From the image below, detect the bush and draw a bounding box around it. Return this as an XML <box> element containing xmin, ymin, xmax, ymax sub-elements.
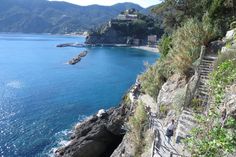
<box><xmin>128</xmin><ymin>101</ymin><xmax>148</xmax><ymax>156</ymax></box>
<box><xmin>140</xmin><ymin>62</ymin><xmax>166</xmax><ymax>99</ymax></box>
<box><xmin>214</xmin><ymin>49</ymin><xmax>236</xmax><ymax>68</ymax></box>
<box><xmin>158</xmin><ymin>34</ymin><xmax>172</xmax><ymax>57</ymax></box>
<box><xmin>159</xmin><ymin>104</ymin><xmax>170</xmax><ymax>118</ymax></box>
<box><xmin>210</xmin><ymin>59</ymin><xmax>236</xmax><ymax>105</ymax></box>
<box><xmin>189</xmin><ymin>98</ymin><xmax>204</xmax><ymax>113</ymax></box>
<box><xmin>165</xmin><ymin>18</ymin><xmax>218</xmax><ymax>75</ymax></box>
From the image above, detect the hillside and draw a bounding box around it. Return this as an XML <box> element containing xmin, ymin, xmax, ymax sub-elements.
<box><xmin>85</xmin><ymin>9</ymin><xmax>163</xmax><ymax>45</ymax></box>
<box><xmin>0</xmin><ymin>0</ymin><xmax>143</xmax><ymax>34</ymax></box>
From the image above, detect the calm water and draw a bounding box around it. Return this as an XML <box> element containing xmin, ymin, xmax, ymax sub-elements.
<box><xmin>0</xmin><ymin>34</ymin><xmax>159</xmax><ymax>157</ymax></box>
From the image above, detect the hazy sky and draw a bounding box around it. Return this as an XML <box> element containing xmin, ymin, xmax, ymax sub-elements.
<box><xmin>50</xmin><ymin>0</ymin><xmax>161</xmax><ymax>8</ymax></box>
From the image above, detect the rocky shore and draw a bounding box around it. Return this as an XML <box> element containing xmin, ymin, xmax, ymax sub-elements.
<box><xmin>55</xmin><ymin>100</ymin><xmax>132</xmax><ymax>157</ymax></box>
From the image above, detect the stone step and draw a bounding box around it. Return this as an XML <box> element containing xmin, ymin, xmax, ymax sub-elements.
<box><xmin>198</xmin><ymin>91</ymin><xmax>208</xmax><ymax>97</ymax></box>
<box><xmin>201</xmin><ymin>59</ymin><xmax>214</xmax><ymax>64</ymax></box>
<box><xmin>199</xmin><ymin>87</ymin><xmax>208</xmax><ymax>92</ymax></box>
<box><xmin>200</xmin><ymin>75</ymin><xmax>209</xmax><ymax>79</ymax></box>
<box><xmin>199</xmin><ymin>70</ymin><xmax>212</xmax><ymax>74</ymax></box>
<box><xmin>178</xmin><ymin>118</ymin><xmax>195</xmax><ymax>128</ymax></box>
<box><xmin>199</xmin><ymin>64</ymin><xmax>213</xmax><ymax>67</ymax></box>
<box><xmin>199</xmin><ymin>62</ymin><xmax>214</xmax><ymax>65</ymax></box>
<box><xmin>199</xmin><ymin>90</ymin><xmax>209</xmax><ymax>95</ymax></box>
<box><xmin>199</xmin><ymin>66</ymin><xmax>213</xmax><ymax>70</ymax></box>
<box><xmin>199</xmin><ymin>80</ymin><xmax>208</xmax><ymax>84</ymax></box>
<box><xmin>198</xmin><ymin>84</ymin><xmax>209</xmax><ymax>91</ymax></box>
<box><xmin>182</xmin><ymin>110</ymin><xmax>194</xmax><ymax>116</ymax></box>
<box><xmin>204</xmin><ymin>56</ymin><xmax>218</xmax><ymax>60</ymax></box>
<box><xmin>200</xmin><ymin>71</ymin><xmax>211</xmax><ymax>75</ymax></box>
<box><xmin>198</xmin><ymin>85</ymin><xmax>208</xmax><ymax>89</ymax></box>
<box><xmin>179</xmin><ymin>115</ymin><xmax>196</xmax><ymax>124</ymax></box>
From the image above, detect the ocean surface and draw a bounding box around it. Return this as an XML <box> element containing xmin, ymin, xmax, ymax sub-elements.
<box><xmin>0</xmin><ymin>34</ymin><xmax>159</xmax><ymax>157</ymax></box>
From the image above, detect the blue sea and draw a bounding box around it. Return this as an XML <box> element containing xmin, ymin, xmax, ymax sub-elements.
<box><xmin>0</xmin><ymin>34</ymin><xmax>159</xmax><ymax>157</ymax></box>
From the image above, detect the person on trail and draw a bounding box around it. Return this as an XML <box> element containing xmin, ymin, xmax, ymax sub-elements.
<box><xmin>166</xmin><ymin>119</ymin><xmax>175</xmax><ymax>144</ymax></box>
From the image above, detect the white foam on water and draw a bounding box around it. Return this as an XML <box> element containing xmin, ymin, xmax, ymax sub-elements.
<box><xmin>6</xmin><ymin>80</ymin><xmax>23</xmax><ymax>89</ymax></box>
<box><xmin>47</xmin><ymin>115</ymin><xmax>90</xmax><ymax>157</ymax></box>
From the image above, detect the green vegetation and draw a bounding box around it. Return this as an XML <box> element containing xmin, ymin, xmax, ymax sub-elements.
<box><xmin>152</xmin><ymin>0</ymin><xmax>236</xmax><ymax>35</ymax></box>
<box><xmin>140</xmin><ymin>1</ymin><xmax>236</xmax><ymax>156</ymax></box>
<box><xmin>210</xmin><ymin>59</ymin><xmax>236</xmax><ymax>104</ymax></box>
<box><xmin>140</xmin><ymin>62</ymin><xmax>166</xmax><ymax>99</ymax></box>
<box><xmin>185</xmin><ymin>113</ymin><xmax>236</xmax><ymax>157</ymax></box>
<box><xmin>141</xmin><ymin>0</ymin><xmax>232</xmax><ymax>99</ymax></box>
<box><xmin>141</xmin><ymin>17</ymin><xmax>217</xmax><ymax>97</ymax></box>
<box><xmin>91</xmin><ymin>12</ymin><xmax>163</xmax><ymax>40</ymax></box>
<box><xmin>128</xmin><ymin>101</ymin><xmax>148</xmax><ymax>156</ymax></box>
<box><xmin>185</xmin><ymin>57</ymin><xmax>236</xmax><ymax>157</ymax></box>
<box><xmin>158</xmin><ymin>34</ymin><xmax>172</xmax><ymax>57</ymax></box>
<box><xmin>159</xmin><ymin>104</ymin><xmax>170</xmax><ymax>118</ymax></box>
<box><xmin>215</xmin><ymin>46</ymin><xmax>236</xmax><ymax>68</ymax></box>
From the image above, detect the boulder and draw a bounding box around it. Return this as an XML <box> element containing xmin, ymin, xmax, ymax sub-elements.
<box><xmin>225</xmin><ymin>29</ymin><xmax>235</xmax><ymax>41</ymax></box>
<box><xmin>55</xmin><ymin>103</ymin><xmax>130</xmax><ymax>157</ymax></box>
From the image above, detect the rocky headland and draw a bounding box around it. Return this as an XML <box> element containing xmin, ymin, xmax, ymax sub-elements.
<box><xmin>85</xmin><ymin>9</ymin><xmax>162</xmax><ymax>46</ymax></box>
<box><xmin>55</xmin><ymin>100</ymin><xmax>132</xmax><ymax>157</ymax></box>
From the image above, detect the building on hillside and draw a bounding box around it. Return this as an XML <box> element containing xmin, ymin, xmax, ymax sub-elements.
<box><xmin>148</xmin><ymin>35</ymin><xmax>157</xmax><ymax>47</ymax></box>
<box><xmin>117</xmin><ymin>9</ymin><xmax>138</xmax><ymax>21</ymax></box>
<box><xmin>133</xmin><ymin>39</ymin><xmax>141</xmax><ymax>46</ymax></box>
<box><xmin>117</xmin><ymin>14</ymin><xmax>138</xmax><ymax>21</ymax></box>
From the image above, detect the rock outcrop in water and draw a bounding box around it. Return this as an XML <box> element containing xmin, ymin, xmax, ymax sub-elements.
<box><xmin>68</xmin><ymin>56</ymin><xmax>81</xmax><ymax>65</ymax></box>
<box><xmin>55</xmin><ymin>101</ymin><xmax>131</xmax><ymax>157</ymax></box>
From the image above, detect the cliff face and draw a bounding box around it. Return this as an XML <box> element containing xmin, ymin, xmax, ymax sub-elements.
<box><xmin>85</xmin><ymin>27</ymin><xmax>128</xmax><ymax>44</ymax></box>
<box><xmin>55</xmin><ymin>102</ymin><xmax>131</xmax><ymax>157</ymax></box>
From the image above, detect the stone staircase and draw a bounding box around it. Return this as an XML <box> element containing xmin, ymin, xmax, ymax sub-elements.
<box><xmin>175</xmin><ymin>110</ymin><xmax>196</xmax><ymax>145</ymax></box>
<box><xmin>150</xmin><ymin>49</ymin><xmax>219</xmax><ymax>157</ymax></box>
<box><xmin>196</xmin><ymin>55</ymin><xmax>217</xmax><ymax>107</ymax></box>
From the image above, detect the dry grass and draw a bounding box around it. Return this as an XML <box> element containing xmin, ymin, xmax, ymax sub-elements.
<box><xmin>128</xmin><ymin>101</ymin><xmax>148</xmax><ymax>156</ymax></box>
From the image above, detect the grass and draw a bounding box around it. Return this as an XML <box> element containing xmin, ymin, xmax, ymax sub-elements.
<box><xmin>128</xmin><ymin>101</ymin><xmax>148</xmax><ymax>156</ymax></box>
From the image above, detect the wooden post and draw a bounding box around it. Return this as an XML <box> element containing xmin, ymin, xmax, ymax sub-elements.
<box><xmin>199</xmin><ymin>45</ymin><xmax>206</xmax><ymax>61</ymax></box>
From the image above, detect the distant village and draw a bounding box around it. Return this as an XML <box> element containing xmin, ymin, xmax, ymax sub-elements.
<box><xmin>84</xmin><ymin>8</ymin><xmax>160</xmax><ymax>47</ymax></box>
<box><xmin>109</xmin><ymin>9</ymin><xmax>158</xmax><ymax>47</ymax></box>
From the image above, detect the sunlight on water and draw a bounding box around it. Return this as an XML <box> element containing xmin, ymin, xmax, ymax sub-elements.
<box><xmin>0</xmin><ymin>33</ymin><xmax>159</xmax><ymax>157</ymax></box>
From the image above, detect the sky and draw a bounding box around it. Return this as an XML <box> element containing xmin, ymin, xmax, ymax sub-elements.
<box><xmin>50</xmin><ymin>0</ymin><xmax>161</xmax><ymax>8</ymax></box>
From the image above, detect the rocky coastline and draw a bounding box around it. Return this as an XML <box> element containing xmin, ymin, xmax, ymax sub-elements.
<box><xmin>55</xmin><ymin>99</ymin><xmax>132</xmax><ymax>157</ymax></box>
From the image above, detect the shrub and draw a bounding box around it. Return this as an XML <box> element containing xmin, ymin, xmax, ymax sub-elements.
<box><xmin>170</xmin><ymin>52</ymin><xmax>193</xmax><ymax>76</ymax></box>
<box><xmin>214</xmin><ymin>49</ymin><xmax>236</xmax><ymax>68</ymax></box>
<box><xmin>158</xmin><ymin>34</ymin><xmax>172</xmax><ymax>57</ymax></box>
<box><xmin>170</xmin><ymin>19</ymin><xmax>204</xmax><ymax>61</ymax></box>
<box><xmin>210</xmin><ymin>59</ymin><xmax>236</xmax><ymax>104</ymax></box>
<box><xmin>159</xmin><ymin>104</ymin><xmax>170</xmax><ymax>118</ymax></box>
<box><xmin>128</xmin><ymin>101</ymin><xmax>148</xmax><ymax>156</ymax></box>
<box><xmin>189</xmin><ymin>98</ymin><xmax>204</xmax><ymax>113</ymax></box>
<box><xmin>185</xmin><ymin>115</ymin><xmax>236</xmax><ymax>157</ymax></box>
<box><xmin>168</xmin><ymin>18</ymin><xmax>217</xmax><ymax>75</ymax></box>
<box><xmin>140</xmin><ymin>62</ymin><xmax>166</xmax><ymax>99</ymax></box>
